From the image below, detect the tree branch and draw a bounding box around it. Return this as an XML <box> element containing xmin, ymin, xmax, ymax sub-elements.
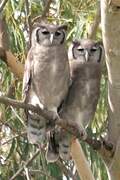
<box><xmin>71</xmin><ymin>139</ymin><xmax>95</xmax><ymax>180</ymax></box>
<box><xmin>0</xmin><ymin>95</ymin><xmax>114</xmax><ymax>155</ymax></box>
<box><xmin>0</xmin><ymin>95</ymin><xmax>54</xmax><ymax>120</ymax></box>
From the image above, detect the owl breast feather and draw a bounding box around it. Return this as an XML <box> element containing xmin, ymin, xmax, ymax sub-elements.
<box><xmin>32</xmin><ymin>45</ymin><xmax>70</xmax><ymax>110</ymax></box>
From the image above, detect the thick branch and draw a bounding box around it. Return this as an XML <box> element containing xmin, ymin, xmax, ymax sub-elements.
<box><xmin>71</xmin><ymin>139</ymin><xmax>95</xmax><ymax>180</ymax></box>
<box><xmin>0</xmin><ymin>95</ymin><xmax>54</xmax><ymax>120</ymax></box>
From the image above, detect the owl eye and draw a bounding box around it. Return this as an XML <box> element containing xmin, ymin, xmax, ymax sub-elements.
<box><xmin>77</xmin><ymin>48</ymin><xmax>84</xmax><ymax>52</ymax></box>
<box><xmin>55</xmin><ymin>31</ymin><xmax>61</xmax><ymax>36</ymax></box>
<box><xmin>91</xmin><ymin>47</ymin><xmax>97</xmax><ymax>52</ymax></box>
<box><xmin>42</xmin><ymin>30</ymin><xmax>50</xmax><ymax>35</ymax></box>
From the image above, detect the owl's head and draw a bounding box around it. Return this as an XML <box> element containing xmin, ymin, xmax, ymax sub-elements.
<box><xmin>31</xmin><ymin>22</ymin><xmax>67</xmax><ymax>47</ymax></box>
<box><xmin>68</xmin><ymin>39</ymin><xmax>103</xmax><ymax>63</ymax></box>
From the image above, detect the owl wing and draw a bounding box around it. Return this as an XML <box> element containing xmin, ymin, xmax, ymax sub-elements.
<box><xmin>22</xmin><ymin>49</ymin><xmax>33</xmax><ymax>101</ymax></box>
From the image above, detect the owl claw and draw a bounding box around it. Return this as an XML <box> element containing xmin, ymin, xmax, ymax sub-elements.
<box><xmin>79</xmin><ymin>130</ymin><xmax>87</xmax><ymax>140</ymax></box>
<box><xmin>46</xmin><ymin>150</ymin><xmax>59</xmax><ymax>163</ymax></box>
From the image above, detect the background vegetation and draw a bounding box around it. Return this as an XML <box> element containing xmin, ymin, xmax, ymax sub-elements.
<box><xmin>0</xmin><ymin>0</ymin><xmax>108</xmax><ymax>179</ymax></box>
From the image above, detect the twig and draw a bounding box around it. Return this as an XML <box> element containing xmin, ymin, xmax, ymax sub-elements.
<box><xmin>32</xmin><ymin>0</ymin><xmax>53</xmax><ymax>23</ymax></box>
<box><xmin>10</xmin><ymin>149</ymin><xmax>40</xmax><ymax>180</ymax></box>
<box><xmin>0</xmin><ymin>0</ymin><xmax>8</xmax><ymax>13</ymax></box>
<box><xmin>1</xmin><ymin>132</ymin><xmax>26</xmax><ymax>146</ymax></box>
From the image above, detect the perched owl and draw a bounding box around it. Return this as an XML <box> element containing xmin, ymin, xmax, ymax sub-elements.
<box><xmin>22</xmin><ymin>22</ymin><xmax>70</xmax><ymax>146</ymax></box>
<box><xmin>59</xmin><ymin>39</ymin><xmax>103</xmax><ymax>160</ymax></box>
<box><xmin>46</xmin><ymin>39</ymin><xmax>103</xmax><ymax>161</ymax></box>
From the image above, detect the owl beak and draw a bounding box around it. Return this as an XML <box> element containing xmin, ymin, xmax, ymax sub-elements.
<box><xmin>50</xmin><ymin>34</ymin><xmax>54</xmax><ymax>44</ymax></box>
<box><xmin>85</xmin><ymin>51</ymin><xmax>89</xmax><ymax>62</ymax></box>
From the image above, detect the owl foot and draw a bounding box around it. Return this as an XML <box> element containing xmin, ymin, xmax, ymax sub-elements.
<box><xmin>79</xmin><ymin>129</ymin><xmax>87</xmax><ymax>140</ymax></box>
<box><xmin>67</xmin><ymin>123</ymin><xmax>87</xmax><ymax>140</ymax></box>
<box><xmin>59</xmin><ymin>133</ymin><xmax>71</xmax><ymax>161</ymax></box>
<box><xmin>46</xmin><ymin>149</ymin><xmax>59</xmax><ymax>163</ymax></box>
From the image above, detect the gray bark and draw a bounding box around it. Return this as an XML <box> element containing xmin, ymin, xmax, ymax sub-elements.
<box><xmin>101</xmin><ymin>0</ymin><xmax>120</xmax><ymax>179</ymax></box>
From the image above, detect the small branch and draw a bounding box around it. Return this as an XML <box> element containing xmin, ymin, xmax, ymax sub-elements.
<box><xmin>32</xmin><ymin>0</ymin><xmax>53</xmax><ymax>23</ymax></box>
<box><xmin>10</xmin><ymin>149</ymin><xmax>40</xmax><ymax>180</ymax></box>
<box><xmin>87</xmin><ymin>2</ymin><xmax>101</xmax><ymax>39</ymax></box>
<box><xmin>0</xmin><ymin>0</ymin><xmax>8</xmax><ymax>13</ymax></box>
<box><xmin>0</xmin><ymin>132</ymin><xmax>26</xmax><ymax>146</ymax></box>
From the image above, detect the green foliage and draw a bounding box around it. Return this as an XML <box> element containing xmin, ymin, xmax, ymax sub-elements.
<box><xmin>0</xmin><ymin>0</ymin><xmax>108</xmax><ymax>179</ymax></box>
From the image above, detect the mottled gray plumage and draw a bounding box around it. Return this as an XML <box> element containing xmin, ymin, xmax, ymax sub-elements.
<box><xmin>58</xmin><ymin>39</ymin><xmax>103</xmax><ymax>160</ymax></box>
<box><xmin>22</xmin><ymin>23</ymin><xmax>70</xmax><ymax>151</ymax></box>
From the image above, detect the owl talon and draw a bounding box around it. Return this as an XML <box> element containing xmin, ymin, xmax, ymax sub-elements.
<box><xmin>79</xmin><ymin>130</ymin><xmax>87</xmax><ymax>140</ymax></box>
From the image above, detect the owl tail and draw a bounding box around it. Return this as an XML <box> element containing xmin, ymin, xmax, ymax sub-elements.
<box><xmin>59</xmin><ymin>130</ymin><xmax>71</xmax><ymax>161</ymax></box>
<box><xmin>46</xmin><ymin>131</ymin><xmax>59</xmax><ymax>163</ymax></box>
<box><xmin>27</xmin><ymin>112</ymin><xmax>46</xmax><ymax>144</ymax></box>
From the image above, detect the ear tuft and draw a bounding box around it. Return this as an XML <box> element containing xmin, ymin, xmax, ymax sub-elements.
<box><xmin>72</xmin><ymin>39</ymin><xmax>80</xmax><ymax>46</ymax></box>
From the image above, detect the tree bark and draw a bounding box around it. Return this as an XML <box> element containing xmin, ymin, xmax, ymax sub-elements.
<box><xmin>101</xmin><ymin>0</ymin><xmax>120</xmax><ymax>179</ymax></box>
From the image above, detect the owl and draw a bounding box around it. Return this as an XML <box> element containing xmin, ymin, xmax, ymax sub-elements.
<box><xmin>59</xmin><ymin>39</ymin><xmax>103</xmax><ymax>160</ymax></box>
<box><xmin>46</xmin><ymin>39</ymin><xmax>103</xmax><ymax>161</ymax></box>
<box><xmin>22</xmin><ymin>22</ymin><xmax>70</xmax><ymax>146</ymax></box>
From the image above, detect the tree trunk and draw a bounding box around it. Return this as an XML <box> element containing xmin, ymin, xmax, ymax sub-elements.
<box><xmin>101</xmin><ymin>0</ymin><xmax>120</xmax><ymax>179</ymax></box>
